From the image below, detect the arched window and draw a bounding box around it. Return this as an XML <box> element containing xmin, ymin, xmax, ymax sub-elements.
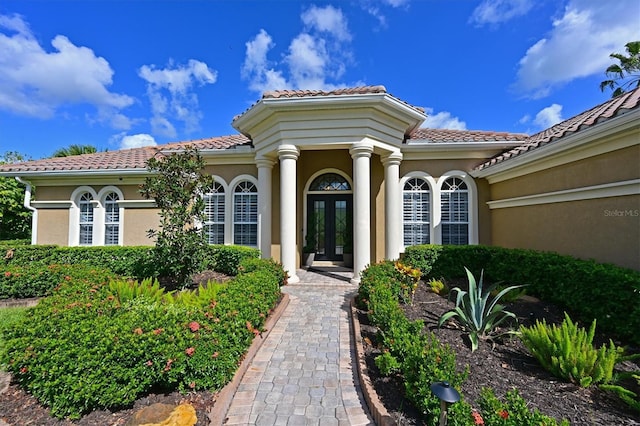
<box><xmin>309</xmin><ymin>173</ymin><xmax>351</xmax><ymax>191</ymax></box>
<box><xmin>441</xmin><ymin>177</ymin><xmax>469</xmax><ymax>245</ymax></box>
<box><xmin>104</xmin><ymin>192</ymin><xmax>120</xmax><ymax>245</ymax></box>
<box><xmin>403</xmin><ymin>177</ymin><xmax>430</xmax><ymax>246</ymax></box>
<box><xmin>78</xmin><ymin>192</ymin><xmax>94</xmax><ymax>245</ymax></box>
<box><xmin>204</xmin><ymin>182</ymin><xmax>225</xmax><ymax>245</ymax></box>
<box><xmin>233</xmin><ymin>181</ymin><xmax>258</xmax><ymax>247</ymax></box>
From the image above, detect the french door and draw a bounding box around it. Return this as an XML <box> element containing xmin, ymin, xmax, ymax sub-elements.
<box><xmin>307</xmin><ymin>194</ymin><xmax>352</xmax><ymax>261</ymax></box>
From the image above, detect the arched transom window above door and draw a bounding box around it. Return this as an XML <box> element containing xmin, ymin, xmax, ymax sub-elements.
<box><xmin>309</xmin><ymin>173</ymin><xmax>351</xmax><ymax>192</ymax></box>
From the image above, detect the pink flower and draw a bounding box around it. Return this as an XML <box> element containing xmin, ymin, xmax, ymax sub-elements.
<box><xmin>19</xmin><ymin>367</ymin><xmax>28</xmax><ymax>374</ymax></box>
<box><xmin>133</xmin><ymin>328</ymin><xmax>143</xmax><ymax>335</ymax></box>
<box><xmin>153</xmin><ymin>328</ymin><xmax>164</xmax><ymax>335</ymax></box>
<box><xmin>4</xmin><ymin>272</ymin><xmax>11</xmax><ymax>278</ymax></box>
<box><xmin>188</xmin><ymin>381</ymin><xmax>196</xmax><ymax>389</ymax></box>
<box><xmin>185</xmin><ymin>347</ymin><xmax>195</xmax><ymax>357</ymax></box>
<box><xmin>499</xmin><ymin>410</ymin><xmax>509</xmax><ymax>419</ymax></box>
<box><xmin>145</xmin><ymin>360</ymin><xmax>153</xmax><ymax>367</ymax></box>
<box><xmin>472</xmin><ymin>411</ymin><xmax>484</xmax><ymax>425</ymax></box>
<box><xmin>188</xmin><ymin>321</ymin><xmax>200</xmax><ymax>332</ymax></box>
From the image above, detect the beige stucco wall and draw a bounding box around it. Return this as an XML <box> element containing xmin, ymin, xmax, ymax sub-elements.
<box><xmin>123</xmin><ymin>208</ymin><xmax>159</xmax><ymax>246</ymax></box>
<box><xmin>488</xmin><ymin>144</ymin><xmax>640</xmax><ymax>271</ymax></box>
<box><xmin>36</xmin><ymin>209</ymin><xmax>69</xmax><ymax>245</ymax></box>
<box><xmin>491</xmin><ymin>195</ymin><xmax>640</xmax><ymax>270</ymax></box>
<box><xmin>491</xmin><ymin>144</ymin><xmax>639</xmax><ymax>200</ymax></box>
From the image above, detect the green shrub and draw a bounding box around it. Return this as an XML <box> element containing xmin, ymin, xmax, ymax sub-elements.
<box><xmin>360</xmin><ymin>262</ymin><xmax>467</xmax><ymax>425</ymax></box>
<box><xmin>203</xmin><ymin>245</ymin><xmax>261</xmax><ymax>276</ymax></box>
<box><xmin>478</xmin><ymin>388</ymin><xmax>569</xmax><ymax>425</ymax></box>
<box><xmin>238</xmin><ymin>257</ymin><xmax>288</xmax><ymax>286</ymax></box>
<box><xmin>520</xmin><ymin>313</ymin><xmax>623</xmax><ymax>387</ymax></box>
<box><xmin>0</xmin><ymin>261</ymin><xmax>281</xmax><ymax>419</ymax></box>
<box><xmin>0</xmin><ymin>264</ymin><xmax>117</xmax><ymax>299</ymax></box>
<box><xmin>402</xmin><ymin>245</ymin><xmax>640</xmax><ymax>346</ymax></box>
<box><xmin>438</xmin><ymin>267</ymin><xmax>524</xmax><ymax>352</ymax></box>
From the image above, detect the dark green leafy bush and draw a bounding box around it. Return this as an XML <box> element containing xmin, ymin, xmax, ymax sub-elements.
<box><xmin>238</xmin><ymin>257</ymin><xmax>288</xmax><ymax>286</ymax></box>
<box><xmin>204</xmin><ymin>245</ymin><xmax>260</xmax><ymax>276</ymax></box>
<box><xmin>402</xmin><ymin>245</ymin><xmax>640</xmax><ymax>345</ymax></box>
<box><xmin>0</xmin><ymin>264</ymin><xmax>116</xmax><ymax>299</ymax></box>
<box><xmin>478</xmin><ymin>388</ymin><xmax>570</xmax><ymax>425</ymax></box>
<box><xmin>0</xmin><ymin>261</ymin><xmax>283</xmax><ymax>419</ymax></box>
<box><xmin>359</xmin><ymin>261</ymin><xmax>467</xmax><ymax>425</ymax></box>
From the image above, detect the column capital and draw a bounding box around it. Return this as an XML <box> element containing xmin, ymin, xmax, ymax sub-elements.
<box><xmin>277</xmin><ymin>144</ymin><xmax>300</xmax><ymax>161</ymax></box>
<box><xmin>255</xmin><ymin>156</ymin><xmax>276</xmax><ymax>169</ymax></box>
<box><xmin>381</xmin><ymin>151</ymin><xmax>403</xmax><ymax>166</ymax></box>
<box><xmin>349</xmin><ymin>142</ymin><xmax>374</xmax><ymax>159</ymax></box>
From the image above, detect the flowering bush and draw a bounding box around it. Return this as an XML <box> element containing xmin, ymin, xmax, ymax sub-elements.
<box><xmin>477</xmin><ymin>388</ymin><xmax>569</xmax><ymax>426</ymax></box>
<box><xmin>0</xmin><ymin>261</ymin><xmax>283</xmax><ymax>419</ymax></box>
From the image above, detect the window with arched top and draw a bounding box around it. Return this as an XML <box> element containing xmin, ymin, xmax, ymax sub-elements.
<box><xmin>403</xmin><ymin>177</ymin><xmax>431</xmax><ymax>246</ymax></box>
<box><xmin>440</xmin><ymin>177</ymin><xmax>469</xmax><ymax>245</ymax></box>
<box><xmin>233</xmin><ymin>181</ymin><xmax>258</xmax><ymax>247</ymax></box>
<box><xmin>204</xmin><ymin>182</ymin><xmax>225</xmax><ymax>245</ymax></box>
<box><xmin>104</xmin><ymin>192</ymin><xmax>120</xmax><ymax>245</ymax></box>
<box><xmin>309</xmin><ymin>173</ymin><xmax>351</xmax><ymax>191</ymax></box>
<box><xmin>78</xmin><ymin>192</ymin><xmax>94</xmax><ymax>245</ymax></box>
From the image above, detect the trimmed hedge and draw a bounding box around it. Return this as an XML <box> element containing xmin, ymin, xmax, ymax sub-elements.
<box><xmin>0</xmin><ymin>259</ymin><xmax>283</xmax><ymax>419</ymax></box>
<box><xmin>402</xmin><ymin>245</ymin><xmax>640</xmax><ymax>346</ymax></box>
<box><xmin>0</xmin><ymin>245</ymin><xmax>261</xmax><ymax>298</ymax></box>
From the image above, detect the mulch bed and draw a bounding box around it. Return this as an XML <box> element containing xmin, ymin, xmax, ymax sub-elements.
<box><xmin>359</xmin><ymin>282</ymin><xmax>640</xmax><ymax>425</ymax></box>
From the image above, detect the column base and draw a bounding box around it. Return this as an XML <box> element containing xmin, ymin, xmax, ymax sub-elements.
<box><xmin>288</xmin><ymin>273</ymin><xmax>300</xmax><ymax>284</ymax></box>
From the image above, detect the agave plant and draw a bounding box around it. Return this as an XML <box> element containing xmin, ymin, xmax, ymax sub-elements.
<box><xmin>438</xmin><ymin>267</ymin><xmax>525</xmax><ymax>352</ymax></box>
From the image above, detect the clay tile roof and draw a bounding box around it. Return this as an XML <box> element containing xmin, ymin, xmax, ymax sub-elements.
<box><xmin>408</xmin><ymin>128</ymin><xmax>528</xmax><ymax>143</ymax></box>
<box><xmin>0</xmin><ymin>135</ymin><xmax>251</xmax><ymax>174</ymax></box>
<box><xmin>476</xmin><ymin>87</ymin><xmax>640</xmax><ymax>171</ymax></box>
<box><xmin>261</xmin><ymin>85</ymin><xmax>388</xmax><ymax>99</ymax></box>
<box><xmin>233</xmin><ymin>85</ymin><xmax>425</xmax><ymax>122</ymax></box>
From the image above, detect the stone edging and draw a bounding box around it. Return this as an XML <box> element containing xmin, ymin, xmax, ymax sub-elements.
<box><xmin>350</xmin><ymin>297</ymin><xmax>396</xmax><ymax>426</ymax></box>
<box><xmin>207</xmin><ymin>293</ymin><xmax>290</xmax><ymax>426</ymax></box>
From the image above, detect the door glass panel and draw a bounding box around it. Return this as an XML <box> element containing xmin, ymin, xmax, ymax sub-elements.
<box><xmin>313</xmin><ymin>200</ymin><xmax>326</xmax><ymax>255</ymax></box>
<box><xmin>334</xmin><ymin>200</ymin><xmax>347</xmax><ymax>255</ymax></box>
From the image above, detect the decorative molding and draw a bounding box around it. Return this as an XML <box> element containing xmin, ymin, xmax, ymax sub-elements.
<box><xmin>487</xmin><ymin>179</ymin><xmax>640</xmax><ymax>209</ymax></box>
<box><xmin>117</xmin><ymin>200</ymin><xmax>157</xmax><ymax>208</ymax></box>
<box><xmin>31</xmin><ymin>200</ymin><xmax>73</xmax><ymax>209</ymax></box>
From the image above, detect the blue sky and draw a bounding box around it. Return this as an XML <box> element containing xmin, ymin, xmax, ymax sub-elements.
<box><xmin>1</xmin><ymin>0</ymin><xmax>638</xmax><ymax>160</ymax></box>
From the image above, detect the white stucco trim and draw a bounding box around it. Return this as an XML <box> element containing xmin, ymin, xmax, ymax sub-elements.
<box><xmin>399</xmin><ymin>171</ymin><xmax>437</xmax><ymax>249</ymax></box>
<box><xmin>15</xmin><ymin>177</ymin><xmax>37</xmax><ymax>245</ymax></box>
<box><xmin>208</xmin><ymin>176</ymin><xmax>230</xmax><ymax>245</ymax></box>
<box><xmin>117</xmin><ymin>200</ymin><xmax>156</xmax><ymax>208</ymax></box>
<box><xmin>96</xmin><ymin>186</ymin><xmax>125</xmax><ymax>246</ymax></box>
<box><xmin>435</xmin><ymin>171</ymin><xmax>479</xmax><ymax>245</ymax></box>
<box><xmin>31</xmin><ymin>201</ymin><xmax>73</xmax><ymax>208</ymax></box>
<box><xmin>487</xmin><ymin>179</ymin><xmax>640</xmax><ymax>209</ymax></box>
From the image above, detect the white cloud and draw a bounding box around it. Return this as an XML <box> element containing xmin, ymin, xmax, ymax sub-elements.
<box><xmin>359</xmin><ymin>0</ymin><xmax>410</xmax><ymax>27</ymax></box>
<box><xmin>302</xmin><ymin>5</ymin><xmax>351</xmax><ymax>42</ymax></box>
<box><xmin>118</xmin><ymin>133</ymin><xmax>157</xmax><ymax>149</ymax></box>
<box><xmin>242</xmin><ymin>6</ymin><xmax>356</xmax><ymax>94</ymax></box>
<box><xmin>139</xmin><ymin>59</ymin><xmax>217</xmax><ymax>138</ymax></box>
<box><xmin>533</xmin><ymin>103</ymin><xmax>563</xmax><ymax>128</ymax></box>
<box><xmin>514</xmin><ymin>0</ymin><xmax>640</xmax><ymax>98</ymax></box>
<box><xmin>422</xmin><ymin>108</ymin><xmax>467</xmax><ymax>130</ymax></box>
<box><xmin>470</xmin><ymin>0</ymin><xmax>535</xmax><ymax>26</ymax></box>
<box><xmin>241</xmin><ymin>29</ymin><xmax>288</xmax><ymax>93</ymax></box>
<box><xmin>0</xmin><ymin>13</ymin><xmax>134</xmax><ymax>123</ymax></box>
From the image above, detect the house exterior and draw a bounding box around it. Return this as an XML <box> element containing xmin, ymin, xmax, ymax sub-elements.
<box><xmin>1</xmin><ymin>85</ymin><xmax>639</xmax><ymax>282</ymax></box>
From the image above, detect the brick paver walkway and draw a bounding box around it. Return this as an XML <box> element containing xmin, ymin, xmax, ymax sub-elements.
<box><xmin>224</xmin><ymin>267</ymin><xmax>374</xmax><ymax>425</ymax></box>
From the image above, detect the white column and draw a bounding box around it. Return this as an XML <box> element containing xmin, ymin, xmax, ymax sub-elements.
<box><xmin>350</xmin><ymin>142</ymin><xmax>374</xmax><ymax>284</ymax></box>
<box><xmin>256</xmin><ymin>157</ymin><xmax>275</xmax><ymax>259</ymax></box>
<box><xmin>383</xmin><ymin>152</ymin><xmax>403</xmax><ymax>261</ymax></box>
<box><xmin>278</xmin><ymin>144</ymin><xmax>300</xmax><ymax>284</ymax></box>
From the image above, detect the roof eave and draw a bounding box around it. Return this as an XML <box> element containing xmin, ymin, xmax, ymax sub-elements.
<box><xmin>471</xmin><ymin>109</ymin><xmax>640</xmax><ymax>182</ymax></box>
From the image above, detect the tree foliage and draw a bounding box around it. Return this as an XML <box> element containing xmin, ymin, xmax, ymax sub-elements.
<box><xmin>600</xmin><ymin>41</ymin><xmax>640</xmax><ymax>98</ymax></box>
<box><xmin>52</xmin><ymin>144</ymin><xmax>98</xmax><ymax>157</ymax></box>
<box><xmin>139</xmin><ymin>147</ymin><xmax>214</xmax><ymax>288</ymax></box>
<box><xmin>0</xmin><ymin>151</ymin><xmax>32</xmax><ymax>241</ymax></box>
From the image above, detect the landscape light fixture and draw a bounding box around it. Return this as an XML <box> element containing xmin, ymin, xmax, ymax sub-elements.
<box><xmin>430</xmin><ymin>381</ymin><xmax>461</xmax><ymax>426</ymax></box>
